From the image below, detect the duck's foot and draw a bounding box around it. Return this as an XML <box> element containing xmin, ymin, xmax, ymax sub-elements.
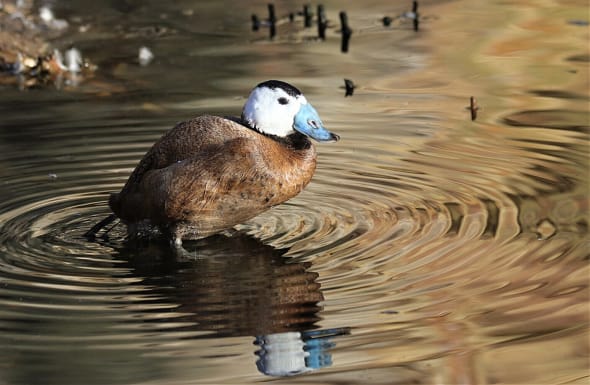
<box><xmin>165</xmin><ymin>224</ymin><xmax>196</xmax><ymax>259</ymax></box>
<box><xmin>172</xmin><ymin>236</ymin><xmax>183</xmax><ymax>247</ymax></box>
<box><xmin>169</xmin><ymin>236</ymin><xmax>205</xmax><ymax>260</ymax></box>
<box><xmin>165</xmin><ymin>223</ymin><xmax>184</xmax><ymax>247</ymax></box>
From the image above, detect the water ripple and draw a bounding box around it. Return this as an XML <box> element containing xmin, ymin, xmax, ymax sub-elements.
<box><xmin>0</xmin><ymin>101</ymin><xmax>587</xmax><ymax>383</ymax></box>
<box><xmin>1</xmin><ymin>2</ymin><xmax>589</xmax><ymax>379</ymax></box>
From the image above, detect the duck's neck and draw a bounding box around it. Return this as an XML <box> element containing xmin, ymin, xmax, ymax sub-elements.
<box><xmin>271</xmin><ymin>132</ymin><xmax>312</xmax><ymax>151</ymax></box>
<box><xmin>238</xmin><ymin>116</ymin><xmax>312</xmax><ymax>151</ymax></box>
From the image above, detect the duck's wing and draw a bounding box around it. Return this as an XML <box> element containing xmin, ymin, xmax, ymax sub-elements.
<box><xmin>133</xmin><ymin>137</ymin><xmax>274</xmax><ymax>229</ymax></box>
<box><xmin>120</xmin><ymin>115</ymin><xmax>246</xmax><ymax>195</ymax></box>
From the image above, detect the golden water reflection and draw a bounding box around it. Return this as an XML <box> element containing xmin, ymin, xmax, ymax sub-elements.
<box><xmin>0</xmin><ymin>0</ymin><xmax>588</xmax><ymax>384</ymax></box>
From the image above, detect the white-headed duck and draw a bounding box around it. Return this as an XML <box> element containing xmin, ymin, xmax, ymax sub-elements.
<box><xmin>105</xmin><ymin>80</ymin><xmax>339</xmax><ymax>245</ymax></box>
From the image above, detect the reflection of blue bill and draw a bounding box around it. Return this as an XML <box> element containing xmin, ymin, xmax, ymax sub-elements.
<box><xmin>255</xmin><ymin>327</ymin><xmax>350</xmax><ymax>377</ymax></box>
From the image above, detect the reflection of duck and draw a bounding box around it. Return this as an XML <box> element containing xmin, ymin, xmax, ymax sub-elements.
<box><xmin>106</xmin><ymin>80</ymin><xmax>339</xmax><ymax>246</ymax></box>
<box><xmin>123</xmin><ymin>233</ymin><xmax>324</xmax><ymax>336</ymax></box>
<box><xmin>121</xmin><ymin>233</ymin><xmax>349</xmax><ymax>376</ymax></box>
<box><xmin>255</xmin><ymin>328</ymin><xmax>345</xmax><ymax>376</ymax></box>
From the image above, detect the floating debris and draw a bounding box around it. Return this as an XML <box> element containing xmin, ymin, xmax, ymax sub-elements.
<box><xmin>536</xmin><ymin>218</ymin><xmax>556</xmax><ymax>240</ymax></box>
<box><xmin>2</xmin><ymin>46</ymin><xmax>92</xmax><ymax>88</ymax></box>
<box><xmin>47</xmin><ymin>173</ymin><xmax>58</xmax><ymax>180</ymax></box>
<box><xmin>53</xmin><ymin>47</ymin><xmax>86</xmax><ymax>74</ymax></box>
<box><xmin>567</xmin><ymin>19</ymin><xmax>589</xmax><ymax>26</ymax></box>
<box><xmin>469</xmin><ymin>96</ymin><xmax>479</xmax><ymax>121</ymax></box>
<box><xmin>383</xmin><ymin>1</ymin><xmax>420</xmax><ymax>31</ymax></box>
<box><xmin>78</xmin><ymin>24</ymin><xmax>91</xmax><ymax>33</ymax></box>
<box><xmin>52</xmin><ymin>49</ymin><xmax>67</xmax><ymax>71</ymax></box>
<box><xmin>317</xmin><ymin>4</ymin><xmax>327</xmax><ymax>40</ymax></box>
<box><xmin>339</xmin><ymin>11</ymin><xmax>352</xmax><ymax>53</ymax></box>
<box><xmin>64</xmin><ymin>47</ymin><xmax>82</xmax><ymax>73</ymax></box>
<box><xmin>39</xmin><ymin>6</ymin><xmax>68</xmax><ymax>30</ymax></box>
<box><xmin>38</xmin><ymin>6</ymin><xmax>52</xmax><ymax>22</ymax></box>
<box><xmin>344</xmin><ymin>78</ymin><xmax>355</xmax><ymax>97</ymax></box>
<box><xmin>138</xmin><ymin>46</ymin><xmax>154</xmax><ymax>66</ymax></box>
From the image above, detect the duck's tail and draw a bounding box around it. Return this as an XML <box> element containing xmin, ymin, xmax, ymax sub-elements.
<box><xmin>84</xmin><ymin>214</ymin><xmax>119</xmax><ymax>241</ymax></box>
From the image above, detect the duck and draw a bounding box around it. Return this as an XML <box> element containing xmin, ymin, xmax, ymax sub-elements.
<box><xmin>98</xmin><ymin>80</ymin><xmax>339</xmax><ymax>246</ymax></box>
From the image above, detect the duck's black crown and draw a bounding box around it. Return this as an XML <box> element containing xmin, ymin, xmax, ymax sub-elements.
<box><xmin>256</xmin><ymin>80</ymin><xmax>302</xmax><ymax>97</ymax></box>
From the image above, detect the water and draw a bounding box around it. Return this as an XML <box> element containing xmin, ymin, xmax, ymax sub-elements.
<box><xmin>0</xmin><ymin>0</ymin><xmax>588</xmax><ymax>384</ymax></box>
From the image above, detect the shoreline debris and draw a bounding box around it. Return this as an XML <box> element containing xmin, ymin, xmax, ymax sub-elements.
<box><xmin>0</xmin><ymin>3</ymin><xmax>96</xmax><ymax>89</ymax></box>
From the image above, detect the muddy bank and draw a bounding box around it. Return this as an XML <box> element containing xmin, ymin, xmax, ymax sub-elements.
<box><xmin>0</xmin><ymin>1</ymin><xmax>92</xmax><ymax>88</ymax></box>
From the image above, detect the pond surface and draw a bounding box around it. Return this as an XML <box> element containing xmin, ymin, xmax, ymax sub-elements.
<box><xmin>0</xmin><ymin>0</ymin><xmax>588</xmax><ymax>384</ymax></box>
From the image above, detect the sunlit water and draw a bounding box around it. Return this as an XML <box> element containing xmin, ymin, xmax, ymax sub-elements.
<box><xmin>0</xmin><ymin>0</ymin><xmax>588</xmax><ymax>384</ymax></box>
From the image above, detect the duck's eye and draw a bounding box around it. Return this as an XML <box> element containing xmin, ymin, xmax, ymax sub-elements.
<box><xmin>277</xmin><ymin>97</ymin><xmax>289</xmax><ymax>105</ymax></box>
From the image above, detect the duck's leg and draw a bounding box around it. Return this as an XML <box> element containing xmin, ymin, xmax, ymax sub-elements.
<box><xmin>84</xmin><ymin>214</ymin><xmax>118</xmax><ymax>241</ymax></box>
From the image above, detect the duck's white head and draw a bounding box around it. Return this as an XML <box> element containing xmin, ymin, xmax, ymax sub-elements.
<box><xmin>241</xmin><ymin>80</ymin><xmax>339</xmax><ymax>142</ymax></box>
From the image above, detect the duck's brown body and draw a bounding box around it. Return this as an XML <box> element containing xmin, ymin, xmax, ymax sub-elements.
<box><xmin>109</xmin><ymin>115</ymin><xmax>317</xmax><ymax>240</ymax></box>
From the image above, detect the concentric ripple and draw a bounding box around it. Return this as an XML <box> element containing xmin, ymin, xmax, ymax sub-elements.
<box><xmin>2</xmin><ymin>99</ymin><xmax>587</xmax><ymax>385</ymax></box>
<box><xmin>1</xmin><ymin>0</ymin><xmax>589</xmax><ymax>383</ymax></box>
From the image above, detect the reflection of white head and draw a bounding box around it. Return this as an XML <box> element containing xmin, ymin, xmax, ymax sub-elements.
<box><xmin>255</xmin><ymin>332</ymin><xmax>310</xmax><ymax>376</ymax></box>
<box><xmin>242</xmin><ymin>81</ymin><xmax>308</xmax><ymax>138</ymax></box>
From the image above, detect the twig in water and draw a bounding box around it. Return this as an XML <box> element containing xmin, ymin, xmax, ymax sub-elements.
<box><xmin>317</xmin><ymin>4</ymin><xmax>327</xmax><ymax>40</ymax></box>
<box><xmin>268</xmin><ymin>3</ymin><xmax>276</xmax><ymax>39</ymax></box>
<box><xmin>251</xmin><ymin>14</ymin><xmax>260</xmax><ymax>31</ymax></box>
<box><xmin>411</xmin><ymin>1</ymin><xmax>420</xmax><ymax>31</ymax></box>
<box><xmin>303</xmin><ymin>4</ymin><xmax>312</xmax><ymax>28</ymax></box>
<box><xmin>339</xmin><ymin>11</ymin><xmax>352</xmax><ymax>53</ymax></box>
<box><xmin>469</xmin><ymin>96</ymin><xmax>479</xmax><ymax>121</ymax></box>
